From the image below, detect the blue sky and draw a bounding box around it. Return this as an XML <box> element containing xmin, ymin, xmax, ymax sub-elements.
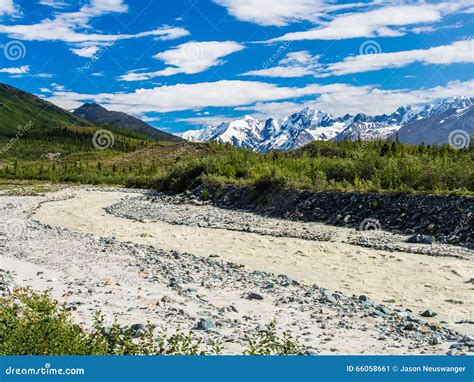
<box><xmin>0</xmin><ymin>0</ymin><xmax>472</xmax><ymax>133</ymax></box>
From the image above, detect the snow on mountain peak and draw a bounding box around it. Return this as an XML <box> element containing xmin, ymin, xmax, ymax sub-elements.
<box><xmin>181</xmin><ymin>97</ymin><xmax>473</xmax><ymax>152</ymax></box>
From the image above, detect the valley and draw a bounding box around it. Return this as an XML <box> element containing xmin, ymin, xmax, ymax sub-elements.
<box><xmin>0</xmin><ymin>82</ymin><xmax>472</xmax><ymax>356</ymax></box>
<box><xmin>1</xmin><ymin>186</ymin><xmax>472</xmax><ymax>355</ymax></box>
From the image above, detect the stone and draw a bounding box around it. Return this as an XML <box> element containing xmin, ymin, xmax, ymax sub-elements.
<box><xmin>420</xmin><ymin>309</ymin><xmax>437</xmax><ymax>317</ymax></box>
<box><xmin>358</xmin><ymin>295</ymin><xmax>374</xmax><ymax>306</ymax></box>
<box><xmin>407</xmin><ymin>234</ymin><xmax>433</xmax><ymax>245</ymax></box>
<box><xmin>247</xmin><ymin>292</ymin><xmax>264</xmax><ymax>300</ymax></box>
<box><xmin>320</xmin><ymin>290</ymin><xmax>337</xmax><ymax>304</ymax></box>
<box><xmin>376</xmin><ymin>305</ymin><xmax>390</xmax><ymax>315</ymax></box>
<box><xmin>130</xmin><ymin>323</ymin><xmax>146</xmax><ymax>338</ymax></box>
<box><xmin>195</xmin><ymin>318</ymin><xmax>216</xmax><ymax>330</ymax></box>
<box><xmin>404</xmin><ymin>322</ymin><xmax>417</xmax><ymax>331</ymax></box>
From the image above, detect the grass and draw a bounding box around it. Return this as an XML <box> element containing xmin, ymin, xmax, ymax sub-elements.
<box><xmin>1</xmin><ymin>131</ymin><xmax>473</xmax><ymax>195</ymax></box>
<box><xmin>0</xmin><ymin>290</ymin><xmax>304</xmax><ymax>356</ymax></box>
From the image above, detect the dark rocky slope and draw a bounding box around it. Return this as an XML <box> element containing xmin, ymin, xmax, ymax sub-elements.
<box><xmin>190</xmin><ymin>184</ymin><xmax>473</xmax><ymax>248</ymax></box>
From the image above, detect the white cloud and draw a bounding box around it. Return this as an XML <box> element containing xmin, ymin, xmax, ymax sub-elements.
<box><xmin>235</xmin><ymin>101</ymin><xmax>305</xmax><ymax>119</ymax></box>
<box><xmin>313</xmin><ymin>80</ymin><xmax>474</xmax><ymax>116</ymax></box>
<box><xmin>44</xmin><ymin>80</ymin><xmax>324</xmax><ymax>112</ymax></box>
<box><xmin>119</xmin><ymin>41</ymin><xmax>245</xmax><ymax>81</ymax></box>
<box><xmin>51</xmin><ymin>83</ymin><xmax>65</xmax><ymax>91</ymax></box>
<box><xmin>0</xmin><ymin>65</ymin><xmax>29</xmax><ymax>74</ymax></box>
<box><xmin>267</xmin><ymin>2</ymin><xmax>470</xmax><ymax>42</ymax></box>
<box><xmin>213</xmin><ymin>0</ymin><xmax>326</xmax><ymax>26</ymax></box>
<box><xmin>70</xmin><ymin>45</ymin><xmax>100</xmax><ymax>57</ymax></box>
<box><xmin>319</xmin><ymin>40</ymin><xmax>474</xmax><ymax>77</ymax></box>
<box><xmin>39</xmin><ymin>87</ymin><xmax>51</xmax><ymax>92</ymax></box>
<box><xmin>43</xmin><ymin>79</ymin><xmax>474</xmax><ymax>118</ymax></box>
<box><xmin>176</xmin><ymin>115</ymin><xmax>236</xmax><ymax>126</ymax></box>
<box><xmin>242</xmin><ymin>51</ymin><xmax>320</xmax><ymax>78</ymax></box>
<box><xmin>0</xmin><ymin>0</ymin><xmax>19</xmax><ymax>16</ymax></box>
<box><xmin>38</xmin><ymin>0</ymin><xmax>69</xmax><ymax>8</ymax></box>
<box><xmin>0</xmin><ymin>0</ymin><xmax>189</xmax><ymax>55</ymax></box>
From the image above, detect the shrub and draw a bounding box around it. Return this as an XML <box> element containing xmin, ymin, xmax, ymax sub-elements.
<box><xmin>244</xmin><ymin>321</ymin><xmax>304</xmax><ymax>355</ymax></box>
<box><xmin>0</xmin><ymin>291</ymin><xmax>303</xmax><ymax>356</ymax></box>
<box><xmin>253</xmin><ymin>173</ymin><xmax>287</xmax><ymax>192</ymax></box>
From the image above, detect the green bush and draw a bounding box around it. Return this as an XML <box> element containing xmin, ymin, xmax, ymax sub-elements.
<box><xmin>0</xmin><ymin>291</ymin><xmax>303</xmax><ymax>356</ymax></box>
<box><xmin>2</xmin><ymin>139</ymin><xmax>473</xmax><ymax>194</ymax></box>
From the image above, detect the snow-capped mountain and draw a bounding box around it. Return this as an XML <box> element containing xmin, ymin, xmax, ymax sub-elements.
<box><xmin>181</xmin><ymin>97</ymin><xmax>473</xmax><ymax>152</ymax></box>
<box><xmin>397</xmin><ymin>96</ymin><xmax>474</xmax><ymax>145</ymax></box>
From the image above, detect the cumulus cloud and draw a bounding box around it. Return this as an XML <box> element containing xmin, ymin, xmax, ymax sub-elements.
<box><xmin>38</xmin><ymin>0</ymin><xmax>69</xmax><ymax>8</ymax></box>
<box><xmin>313</xmin><ymin>80</ymin><xmax>474</xmax><ymax>116</ymax></box>
<box><xmin>70</xmin><ymin>45</ymin><xmax>100</xmax><ymax>58</ymax></box>
<box><xmin>266</xmin><ymin>2</ymin><xmax>471</xmax><ymax>42</ymax></box>
<box><xmin>176</xmin><ymin>115</ymin><xmax>237</xmax><ymax>126</ymax></box>
<box><xmin>43</xmin><ymin>79</ymin><xmax>474</xmax><ymax>119</ymax></box>
<box><xmin>0</xmin><ymin>64</ymin><xmax>29</xmax><ymax>74</ymax></box>
<box><xmin>0</xmin><ymin>0</ymin><xmax>189</xmax><ymax>57</ymax></box>
<box><xmin>44</xmin><ymin>80</ymin><xmax>323</xmax><ymax>112</ymax></box>
<box><xmin>0</xmin><ymin>0</ymin><xmax>20</xmax><ymax>16</ymax></box>
<box><xmin>241</xmin><ymin>51</ymin><xmax>320</xmax><ymax>78</ymax></box>
<box><xmin>235</xmin><ymin>101</ymin><xmax>306</xmax><ymax>119</ymax></box>
<box><xmin>119</xmin><ymin>41</ymin><xmax>245</xmax><ymax>81</ymax></box>
<box><xmin>213</xmin><ymin>0</ymin><xmax>327</xmax><ymax>26</ymax></box>
<box><xmin>318</xmin><ymin>39</ymin><xmax>474</xmax><ymax>77</ymax></box>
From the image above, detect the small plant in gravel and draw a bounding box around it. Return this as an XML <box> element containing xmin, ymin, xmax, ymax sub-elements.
<box><xmin>0</xmin><ymin>291</ymin><xmax>300</xmax><ymax>356</ymax></box>
<box><xmin>244</xmin><ymin>321</ymin><xmax>304</xmax><ymax>355</ymax></box>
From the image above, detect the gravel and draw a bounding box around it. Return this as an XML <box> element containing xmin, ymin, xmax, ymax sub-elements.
<box><xmin>0</xmin><ymin>186</ymin><xmax>471</xmax><ymax>355</ymax></box>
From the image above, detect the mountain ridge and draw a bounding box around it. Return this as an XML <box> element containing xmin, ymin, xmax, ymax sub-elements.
<box><xmin>73</xmin><ymin>103</ymin><xmax>182</xmax><ymax>142</ymax></box>
<box><xmin>182</xmin><ymin>97</ymin><xmax>473</xmax><ymax>152</ymax></box>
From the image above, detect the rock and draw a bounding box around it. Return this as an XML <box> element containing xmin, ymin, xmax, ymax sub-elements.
<box><xmin>130</xmin><ymin>323</ymin><xmax>146</xmax><ymax>338</ymax></box>
<box><xmin>320</xmin><ymin>290</ymin><xmax>337</xmax><ymax>304</ymax></box>
<box><xmin>376</xmin><ymin>305</ymin><xmax>390</xmax><ymax>315</ymax></box>
<box><xmin>305</xmin><ymin>347</ymin><xmax>319</xmax><ymax>355</ymax></box>
<box><xmin>430</xmin><ymin>337</ymin><xmax>441</xmax><ymax>345</ymax></box>
<box><xmin>404</xmin><ymin>323</ymin><xmax>417</xmax><ymax>331</ymax></box>
<box><xmin>195</xmin><ymin>318</ymin><xmax>216</xmax><ymax>330</ymax></box>
<box><xmin>407</xmin><ymin>234</ymin><xmax>433</xmax><ymax>245</ymax></box>
<box><xmin>247</xmin><ymin>292</ymin><xmax>264</xmax><ymax>300</ymax></box>
<box><xmin>358</xmin><ymin>295</ymin><xmax>374</xmax><ymax>306</ymax></box>
<box><xmin>420</xmin><ymin>309</ymin><xmax>437</xmax><ymax>317</ymax></box>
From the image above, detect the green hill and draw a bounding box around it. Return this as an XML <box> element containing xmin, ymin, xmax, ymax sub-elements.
<box><xmin>0</xmin><ymin>83</ymin><xmax>153</xmax><ymax>160</ymax></box>
<box><xmin>0</xmin><ymin>83</ymin><xmax>89</xmax><ymax>134</ymax></box>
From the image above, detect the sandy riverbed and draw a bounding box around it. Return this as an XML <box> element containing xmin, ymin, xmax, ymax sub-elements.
<box><xmin>33</xmin><ymin>189</ymin><xmax>473</xmax><ymax>333</ymax></box>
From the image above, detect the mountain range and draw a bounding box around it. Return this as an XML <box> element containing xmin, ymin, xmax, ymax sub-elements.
<box><xmin>181</xmin><ymin>97</ymin><xmax>473</xmax><ymax>152</ymax></box>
